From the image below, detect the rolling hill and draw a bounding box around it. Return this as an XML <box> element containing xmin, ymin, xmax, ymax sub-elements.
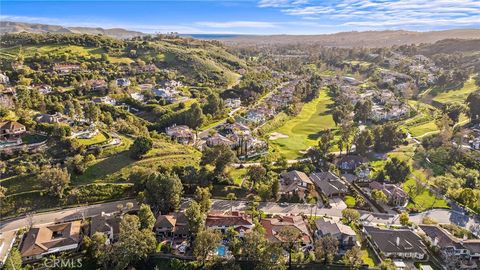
<box><xmin>0</xmin><ymin>21</ymin><xmax>144</xmax><ymax>39</ymax></box>
<box><xmin>225</xmin><ymin>29</ymin><xmax>480</xmax><ymax>48</ymax></box>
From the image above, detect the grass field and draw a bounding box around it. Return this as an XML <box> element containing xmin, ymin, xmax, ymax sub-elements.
<box><xmin>72</xmin><ymin>139</ymin><xmax>201</xmax><ymax>185</ymax></box>
<box><xmin>433</xmin><ymin>76</ymin><xmax>478</xmax><ymax>104</ymax></box>
<box><xmin>76</xmin><ymin>131</ymin><xmax>108</xmax><ymax>146</ymax></box>
<box><xmin>402</xmin><ymin>100</ymin><xmax>439</xmax><ymax>138</ymax></box>
<box><xmin>0</xmin><ymin>44</ymin><xmax>105</xmax><ymax>59</ymax></box>
<box><xmin>227</xmin><ymin>167</ymin><xmax>247</xmax><ymax>186</ymax></box>
<box><xmin>403</xmin><ymin>178</ymin><xmax>450</xmax><ymax>211</ymax></box>
<box><xmin>269</xmin><ymin>90</ymin><xmax>336</xmax><ymax>159</ymax></box>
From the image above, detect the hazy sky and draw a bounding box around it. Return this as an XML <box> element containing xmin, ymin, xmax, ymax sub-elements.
<box><xmin>1</xmin><ymin>0</ymin><xmax>480</xmax><ymax>34</ymax></box>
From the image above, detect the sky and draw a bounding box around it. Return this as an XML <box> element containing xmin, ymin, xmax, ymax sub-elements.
<box><xmin>1</xmin><ymin>0</ymin><xmax>480</xmax><ymax>35</ymax></box>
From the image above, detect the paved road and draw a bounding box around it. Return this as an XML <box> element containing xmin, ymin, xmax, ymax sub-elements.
<box><xmin>1</xmin><ymin>198</ymin><xmax>478</xmax><ymax>235</ymax></box>
<box><xmin>0</xmin><ymin>199</ymin><xmax>138</xmax><ymax>233</ymax></box>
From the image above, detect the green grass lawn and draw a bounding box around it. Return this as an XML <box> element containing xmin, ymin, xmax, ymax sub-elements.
<box><xmin>76</xmin><ymin>132</ymin><xmax>108</xmax><ymax>146</ymax></box>
<box><xmin>0</xmin><ymin>44</ymin><xmax>105</xmax><ymax>59</ymax></box>
<box><xmin>269</xmin><ymin>90</ymin><xmax>336</xmax><ymax>159</ymax></box>
<box><xmin>403</xmin><ymin>178</ymin><xmax>449</xmax><ymax>211</ymax></box>
<box><xmin>73</xmin><ymin>139</ymin><xmax>201</xmax><ymax>185</ymax></box>
<box><xmin>227</xmin><ymin>167</ymin><xmax>247</xmax><ymax>186</ymax></box>
<box><xmin>433</xmin><ymin>76</ymin><xmax>479</xmax><ymax>104</ymax></box>
<box><xmin>407</xmin><ymin>121</ymin><xmax>439</xmax><ymax>138</ymax></box>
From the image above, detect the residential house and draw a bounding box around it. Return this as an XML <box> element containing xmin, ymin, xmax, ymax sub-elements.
<box><xmin>369</xmin><ymin>181</ymin><xmax>408</xmax><ymax>206</ymax></box>
<box><xmin>310</xmin><ymin>172</ymin><xmax>348</xmax><ymax>198</ymax></box>
<box><xmin>0</xmin><ymin>121</ymin><xmax>26</xmax><ymax>140</ymax></box>
<box><xmin>155</xmin><ymin>212</ymin><xmax>190</xmax><ymax>239</ymax></box>
<box><xmin>38</xmin><ymin>84</ymin><xmax>53</xmax><ymax>94</ymax></box>
<box><xmin>159</xmin><ymin>80</ymin><xmax>182</xmax><ymax>89</ymax></box>
<box><xmin>245</xmin><ymin>110</ymin><xmax>266</xmax><ymax>124</ymax></box>
<box><xmin>336</xmin><ymin>155</ymin><xmax>368</xmax><ymax>172</ymax></box>
<box><xmin>205</xmin><ymin>212</ymin><xmax>253</xmax><ymax>237</ymax></box>
<box><xmin>0</xmin><ymin>230</ymin><xmax>16</xmax><ymax>268</ymax></box>
<box><xmin>89</xmin><ymin>213</ymin><xmax>122</xmax><ymax>243</ymax></box>
<box><xmin>93</xmin><ymin>96</ymin><xmax>116</xmax><ymax>106</ymax></box>
<box><xmin>206</xmin><ymin>133</ymin><xmax>234</xmax><ymax>148</ymax></box>
<box><xmin>153</xmin><ymin>88</ymin><xmax>178</xmax><ymax>103</ymax></box>
<box><xmin>34</xmin><ymin>112</ymin><xmax>71</xmax><ymax>125</ymax></box>
<box><xmin>0</xmin><ymin>94</ymin><xmax>14</xmax><ymax>109</ymax></box>
<box><xmin>20</xmin><ymin>221</ymin><xmax>82</xmax><ymax>261</ymax></box>
<box><xmin>342</xmin><ymin>76</ymin><xmax>362</xmax><ymax>86</ymax></box>
<box><xmin>279</xmin><ymin>170</ymin><xmax>314</xmax><ymax>200</ymax></box>
<box><xmin>52</xmin><ymin>64</ymin><xmax>81</xmax><ymax>74</ymax></box>
<box><xmin>0</xmin><ymin>73</ymin><xmax>9</xmax><ymax>84</ymax></box>
<box><xmin>86</xmin><ymin>79</ymin><xmax>107</xmax><ymax>92</ymax></box>
<box><xmin>116</xmin><ymin>78</ymin><xmax>131</xmax><ymax>87</ymax></box>
<box><xmin>165</xmin><ymin>124</ymin><xmax>196</xmax><ymax>144</ymax></box>
<box><xmin>225</xmin><ymin>98</ymin><xmax>241</xmax><ymax>109</ymax></box>
<box><xmin>130</xmin><ymin>92</ymin><xmax>146</xmax><ymax>102</ymax></box>
<box><xmin>314</xmin><ymin>218</ymin><xmax>357</xmax><ymax>248</ymax></box>
<box><xmin>419</xmin><ymin>224</ymin><xmax>480</xmax><ymax>267</ymax></box>
<box><xmin>260</xmin><ymin>215</ymin><xmax>312</xmax><ymax>246</ymax></box>
<box><xmin>363</xmin><ymin>226</ymin><xmax>427</xmax><ymax>260</ymax></box>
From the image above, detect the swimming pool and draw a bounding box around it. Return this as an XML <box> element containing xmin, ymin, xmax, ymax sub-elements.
<box><xmin>216</xmin><ymin>245</ymin><xmax>226</xmax><ymax>256</ymax></box>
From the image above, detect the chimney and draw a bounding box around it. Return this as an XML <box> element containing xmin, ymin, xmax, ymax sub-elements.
<box><xmin>396</xmin><ymin>236</ymin><xmax>400</xmax><ymax>246</ymax></box>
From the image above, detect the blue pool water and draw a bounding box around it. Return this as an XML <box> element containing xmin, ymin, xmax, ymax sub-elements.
<box><xmin>216</xmin><ymin>245</ymin><xmax>226</xmax><ymax>256</ymax></box>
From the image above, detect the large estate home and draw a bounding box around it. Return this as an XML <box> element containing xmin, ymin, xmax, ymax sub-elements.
<box><xmin>314</xmin><ymin>218</ymin><xmax>357</xmax><ymax>248</ymax></box>
<box><xmin>279</xmin><ymin>170</ymin><xmax>314</xmax><ymax>201</ymax></box>
<box><xmin>260</xmin><ymin>216</ymin><xmax>312</xmax><ymax>246</ymax></box>
<box><xmin>0</xmin><ymin>120</ymin><xmax>26</xmax><ymax>140</ymax></box>
<box><xmin>310</xmin><ymin>172</ymin><xmax>348</xmax><ymax>198</ymax></box>
<box><xmin>165</xmin><ymin>124</ymin><xmax>196</xmax><ymax>144</ymax></box>
<box><xmin>369</xmin><ymin>181</ymin><xmax>408</xmax><ymax>206</ymax></box>
<box><xmin>20</xmin><ymin>221</ymin><xmax>82</xmax><ymax>261</ymax></box>
<box><xmin>419</xmin><ymin>225</ymin><xmax>480</xmax><ymax>269</ymax></box>
<box><xmin>205</xmin><ymin>212</ymin><xmax>253</xmax><ymax>236</ymax></box>
<box><xmin>155</xmin><ymin>212</ymin><xmax>190</xmax><ymax>239</ymax></box>
<box><xmin>364</xmin><ymin>226</ymin><xmax>427</xmax><ymax>260</ymax></box>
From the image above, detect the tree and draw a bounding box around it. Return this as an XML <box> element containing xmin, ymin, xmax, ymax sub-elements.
<box><xmin>111</xmin><ymin>214</ymin><xmax>156</xmax><ymax>269</ymax></box>
<box><xmin>373</xmin><ymin>123</ymin><xmax>405</xmax><ymax>152</ymax></box>
<box><xmin>185</xmin><ymin>200</ymin><xmax>205</xmax><ymax>235</ymax></box>
<box><xmin>203</xmin><ymin>93</ymin><xmax>224</xmax><ymax>116</ymax></box>
<box><xmin>354</xmin><ymin>100</ymin><xmax>372</xmax><ymax>123</ymax></box>
<box><xmin>399</xmin><ymin>212</ymin><xmax>410</xmax><ymax>226</ymax></box>
<box><xmin>194</xmin><ymin>186</ymin><xmax>212</xmax><ymax>214</ymax></box>
<box><xmin>84</xmin><ymin>102</ymin><xmax>100</xmax><ymax>123</ymax></box>
<box><xmin>201</xmin><ymin>144</ymin><xmax>236</xmax><ymax>176</ymax></box>
<box><xmin>443</xmin><ymin>102</ymin><xmax>467</xmax><ymax>123</ymax></box>
<box><xmin>384</xmin><ymin>157</ymin><xmax>411</xmax><ymax>183</ymax></box>
<box><xmin>372</xmin><ymin>189</ymin><xmax>388</xmax><ymax>204</ymax></box>
<box><xmin>82</xmin><ymin>232</ymin><xmax>111</xmax><ymax>269</ymax></box>
<box><xmin>343</xmin><ymin>246</ymin><xmax>363</xmax><ymax>270</ymax></box>
<box><xmin>354</xmin><ymin>130</ymin><xmax>372</xmax><ymax>156</ymax></box>
<box><xmin>314</xmin><ymin>235</ymin><xmax>339</xmax><ymax>264</ymax></box>
<box><xmin>342</xmin><ymin>209</ymin><xmax>360</xmax><ymax>224</ymax></box>
<box><xmin>3</xmin><ymin>248</ymin><xmax>22</xmax><ymax>270</ymax></box>
<box><xmin>467</xmin><ymin>90</ymin><xmax>480</xmax><ymax>123</ymax></box>
<box><xmin>278</xmin><ymin>226</ymin><xmax>302</xmax><ymax>270</ymax></box>
<box><xmin>379</xmin><ymin>258</ymin><xmax>396</xmax><ymax>270</ymax></box>
<box><xmin>193</xmin><ymin>229</ymin><xmax>222</xmax><ymax>268</ymax></box>
<box><xmin>37</xmin><ymin>166</ymin><xmax>70</xmax><ymax>198</ymax></box>
<box><xmin>185</xmin><ymin>103</ymin><xmax>205</xmax><ymax>129</ymax></box>
<box><xmin>144</xmin><ymin>172</ymin><xmax>183</xmax><ymax>214</ymax></box>
<box><xmin>247</xmin><ymin>165</ymin><xmax>267</xmax><ymax>187</ymax></box>
<box><xmin>130</xmin><ymin>136</ymin><xmax>153</xmax><ymax>159</ymax></box>
<box><xmin>138</xmin><ymin>203</ymin><xmax>156</xmax><ymax>230</ymax></box>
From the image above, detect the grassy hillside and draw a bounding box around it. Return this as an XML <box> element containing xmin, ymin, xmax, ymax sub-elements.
<box><xmin>433</xmin><ymin>76</ymin><xmax>479</xmax><ymax>104</ymax></box>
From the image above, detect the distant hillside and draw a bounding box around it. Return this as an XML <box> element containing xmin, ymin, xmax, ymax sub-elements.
<box><xmin>0</xmin><ymin>21</ymin><xmax>144</xmax><ymax>39</ymax></box>
<box><xmin>225</xmin><ymin>29</ymin><xmax>480</xmax><ymax>48</ymax></box>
